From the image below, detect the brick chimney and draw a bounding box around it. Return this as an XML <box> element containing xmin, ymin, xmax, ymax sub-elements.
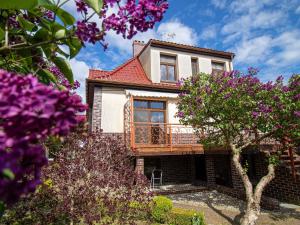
<box><xmin>132</xmin><ymin>40</ymin><xmax>145</xmax><ymax>57</ymax></box>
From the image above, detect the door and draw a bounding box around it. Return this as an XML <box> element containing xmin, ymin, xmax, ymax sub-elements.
<box><xmin>195</xmin><ymin>155</ymin><xmax>207</xmax><ymax>181</ymax></box>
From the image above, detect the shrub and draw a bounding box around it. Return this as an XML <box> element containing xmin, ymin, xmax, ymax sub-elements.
<box><xmin>151</xmin><ymin>196</ymin><xmax>173</xmax><ymax>223</ymax></box>
<box><xmin>169</xmin><ymin>208</ymin><xmax>205</xmax><ymax>225</ymax></box>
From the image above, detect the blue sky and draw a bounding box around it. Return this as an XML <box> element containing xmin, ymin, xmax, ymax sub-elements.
<box><xmin>66</xmin><ymin>0</ymin><xmax>300</xmax><ymax>100</ymax></box>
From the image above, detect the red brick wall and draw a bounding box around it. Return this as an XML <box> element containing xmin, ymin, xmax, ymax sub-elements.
<box><xmin>205</xmin><ymin>152</ymin><xmax>300</xmax><ymax>206</ymax></box>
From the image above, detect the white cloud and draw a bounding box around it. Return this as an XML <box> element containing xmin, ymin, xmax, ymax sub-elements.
<box><xmin>211</xmin><ymin>0</ymin><xmax>227</xmax><ymax>9</ymax></box>
<box><xmin>69</xmin><ymin>58</ymin><xmax>90</xmax><ymax>102</ymax></box>
<box><xmin>266</xmin><ymin>30</ymin><xmax>300</xmax><ymax>67</ymax></box>
<box><xmin>157</xmin><ymin>19</ymin><xmax>198</xmax><ymax>45</ymax></box>
<box><xmin>234</xmin><ymin>36</ymin><xmax>273</xmax><ymax>64</ymax></box>
<box><xmin>233</xmin><ymin>30</ymin><xmax>300</xmax><ymax>70</ymax></box>
<box><xmin>296</xmin><ymin>5</ymin><xmax>300</xmax><ymax>14</ymax></box>
<box><xmin>105</xmin><ymin>19</ymin><xmax>199</xmax><ymax>55</ymax></box>
<box><xmin>200</xmin><ymin>25</ymin><xmax>217</xmax><ymax>40</ymax></box>
<box><xmin>222</xmin><ymin>10</ymin><xmax>285</xmax><ymax>39</ymax></box>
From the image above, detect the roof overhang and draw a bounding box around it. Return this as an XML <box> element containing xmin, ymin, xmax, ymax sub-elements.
<box><xmin>86</xmin><ymin>78</ymin><xmax>180</xmax><ymax>108</ymax></box>
<box><xmin>138</xmin><ymin>39</ymin><xmax>235</xmax><ymax>60</ymax></box>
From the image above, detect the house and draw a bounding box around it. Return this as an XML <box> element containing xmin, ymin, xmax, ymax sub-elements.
<box><xmin>86</xmin><ymin>39</ymin><xmax>300</xmax><ymax>205</ymax></box>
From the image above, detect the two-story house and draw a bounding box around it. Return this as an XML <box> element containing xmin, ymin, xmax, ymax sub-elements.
<box><xmin>86</xmin><ymin>39</ymin><xmax>300</xmax><ymax>204</ymax></box>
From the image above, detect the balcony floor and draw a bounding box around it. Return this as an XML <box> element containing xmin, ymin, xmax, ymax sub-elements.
<box><xmin>132</xmin><ymin>144</ymin><xmax>204</xmax><ymax>156</ymax></box>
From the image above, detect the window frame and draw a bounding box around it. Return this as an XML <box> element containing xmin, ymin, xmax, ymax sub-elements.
<box><xmin>211</xmin><ymin>60</ymin><xmax>226</xmax><ymax>74</ymax></box>
<box><xmin>191</xmin><ymin>57</ymin><xmax>199</xmax><ymax>76</ymax></box>
<box><xmin>160</xmin><ymin>54</ymin><xmax>177</xmax><ymax>83</ymax></box>
<box><xmin>133</xmin><ymin>98</ymin><xmax>167</xmax><ymax>124</ymax></box>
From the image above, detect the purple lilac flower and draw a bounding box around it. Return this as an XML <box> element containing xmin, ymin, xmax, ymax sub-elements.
<box><xmin>294</xmin><ymin>111</ymin><xmax>300</xmax><ymax>118</ymax></box>
<box><xmin>0</xmin><ymin>70</ymin><xmax>86</xmax><ymax>205</ymax></box>
<box><xmin>177</xmin><ymin>111</ymin><xmax>184</xmax><ymax>118</ymax></box>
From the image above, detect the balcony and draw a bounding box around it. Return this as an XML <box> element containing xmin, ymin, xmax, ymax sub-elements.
<box><xmin>128</xmin><ymin>122</ymin><xmax>204</xmax><ymax>156</ymax></box>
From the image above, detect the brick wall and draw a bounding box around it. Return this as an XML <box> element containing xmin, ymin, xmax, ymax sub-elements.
<box><xmin>91</xmin><ymin>87</ymin><xmax>102</xmax><ymax>131</ymax></box>
<box><xmin>254</xmin><ymin>153</ymin><xmax>300</xmax><ymax>204</ymax></box>
<box><xmin>205</xmin><ymin>152</ymin><xmax>299</xmax><ymax>207</ymax></box>
<box><xmin>144</xmin><ymin>155</ymin><xmax>194</xmax><ymax>184</ymax></box>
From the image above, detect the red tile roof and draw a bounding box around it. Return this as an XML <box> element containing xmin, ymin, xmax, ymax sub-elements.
<box><xmin>89</xmin><ymin>57</ymin><xmax>153</xmax><ymax>85</ymax></box>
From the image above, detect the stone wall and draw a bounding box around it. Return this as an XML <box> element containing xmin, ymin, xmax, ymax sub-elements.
<box><xmin>91</xmin><ymin>87</ymin><xmax>102</xmax><ymax>131</ymax></box>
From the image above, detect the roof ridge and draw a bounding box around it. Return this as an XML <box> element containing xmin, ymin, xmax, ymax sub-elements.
<box><xmin>149</xmin><ymin>39</ymin><xmax>234</xmax><ymax>56</ymax></box>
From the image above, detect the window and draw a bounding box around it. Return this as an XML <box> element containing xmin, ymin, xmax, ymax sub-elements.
<box><xmin>160</xmin><ymin>54</ymin><xmax>176</xmax><ymax>82</ymax></box>
<box><xmin>191</xmin><ymin>58</ymin><xmax>199</xmax><ymax>75</ymax></box>
<box><xmin>133</xmin><ymin>99</ymin><xmax>166</xmax><ymax>144</ymax></box>
<box><xmin>212</xmin><ymin>61</ymin><xmax>225</xmax><ymax>75</ymax></box>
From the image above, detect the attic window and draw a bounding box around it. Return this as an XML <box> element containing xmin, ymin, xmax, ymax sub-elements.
<box><xmin>160</xmin><ymin>54</ymin><xmax>177</xmax><ymax>82</ymax></box>
<box><xmin>212</xmin><ymin>61</ymin><xmax>225</xmax><ymax>75</ymax></box>
<box><xmin>191</xmin><ymin>58</ymin><xmax>199</xmax><ymax>75</ymax></box>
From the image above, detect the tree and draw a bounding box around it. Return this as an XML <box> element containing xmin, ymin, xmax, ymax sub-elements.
<box><xmin>0</xmin><ymin>0</ymin><xmax>168</xmax><ymax>82</ymax></box>
<box><xmin>0</xmin><ymin>0</ymin><xmax>168</xmax><ymax>210</ymax></box>
<box><xmin>177</xmin><ymin>69</ymin><xmax>299</xmax><ymax>225</ymax></box>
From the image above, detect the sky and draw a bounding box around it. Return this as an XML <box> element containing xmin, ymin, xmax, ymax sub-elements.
<box><xmin>66</xmin><ymin>0</ymin><xmax>300</xmax><ymax>101</ymax></box>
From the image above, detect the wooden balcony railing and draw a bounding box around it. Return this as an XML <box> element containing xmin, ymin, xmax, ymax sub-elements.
<box><xmin>130</xmin><ymin>122</ymin><xmax>201</xmax><ymax>150</ymax></box>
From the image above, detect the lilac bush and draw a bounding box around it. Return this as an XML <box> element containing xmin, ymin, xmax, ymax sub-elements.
<box><xmin>0</xmin><ymin>70</ymin><xmax>86</xmax><ymax>205</ymax></box>
<box><xmin>177</xmin><ymin>70</ymin><xmax>299</xmax><ymax>225</ymax></box>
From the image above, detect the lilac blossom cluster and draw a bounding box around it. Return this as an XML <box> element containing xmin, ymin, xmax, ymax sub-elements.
<box><xmin>0</xmin><ymin>70</ymin><xmax>86</xmax><ymax>205</ymax></box>
<box><xmin>177</xmin><ymin>69</ymin><xmax>300</xmax><ymax>124</ymax></box>
<box><xmin>48</xmin><ymin>66</ymin><xmax>80</xmax><ymax>90</ymax></box>
<box><xmin>75</xmin><ymin>0</ymin><xmax>168</xmax><ymax>45</ymax></box>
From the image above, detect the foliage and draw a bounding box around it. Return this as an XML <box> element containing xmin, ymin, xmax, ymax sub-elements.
<box><xmin>0</xmin><ymin>0</ymin><xmax>168</xmax><ymax>209</ymax></box>
<box><xmin>177</xmin><ymin>69</ymin><xmax>299</xmax><ymax>225</ymax></box>
<box><xmin>0</xmin><ymin>181</ymin><xmax>70</xmax><ymax>225</ymax></box>
<box><xmin>0</xmin><ymin>0</ymin><xmax>168</xmax><ymax>83</ymax></box>
<box><xmin>44</xmin><ymin>131</ymin><xmax>152</xmax><ymax>224</ymax></box>
<box><xmin>0</xmin><ymin>70</ymin><xmax>86</xmax><ymax>206</ymax></box>
<box><xmin>151</xmin><ymin>196</ymin><xmax>173</xmax><ymax>223</ymax></box>
<box><xmin>168</xmin><ymin>208</ymin><xmax>205</xmax><ymax>225</ymax></box>
<box><xmin>177</xmin><ymin>71</ymin><xmax>299</xmax><ymax>149</ymax></box>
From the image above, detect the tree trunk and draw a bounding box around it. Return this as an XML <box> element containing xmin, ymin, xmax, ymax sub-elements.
<box><xmin>231</xmin><ymin>145</ymin><xmax>276</xmax><ymax>225</ymax></box>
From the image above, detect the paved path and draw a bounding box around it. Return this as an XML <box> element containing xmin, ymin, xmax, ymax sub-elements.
<box><xmin>168</xmin><ymin>191</ymin><xmax>300</xmax><ymax>225</ymax></box>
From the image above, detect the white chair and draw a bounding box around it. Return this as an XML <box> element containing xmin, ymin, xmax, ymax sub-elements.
<box><xmin>151</xmin><ymin>169</ymin><xmax>163</xmax><ymax>189</ymax></box>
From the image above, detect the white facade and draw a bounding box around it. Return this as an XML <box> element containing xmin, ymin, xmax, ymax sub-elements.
<box><xmin>97</xmin><ymin>87</ymin><xmax>180</xmax><ymax>133</ymax></box>
<box><xmin>139</xmin><ymin>45</ymin><xmax>233</xmax><ymax>83</ymax></box>
<box><xmin>92</xmin><ymin>41</ymin><xmax>233</xmax><ymax>133</ymax></box>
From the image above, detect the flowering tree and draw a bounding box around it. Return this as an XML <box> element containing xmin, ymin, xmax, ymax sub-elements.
<box><xmin>177</xmin><ymin>70</ymin><xmax>299</xmax><ymax>225</ymax></box>
<box><xmin>44</xmin><ymin>131</ymin><xmax>151</xmax><ymax>224</ymax></box>
<box><xmin>0</xmin><ymin>0</ymin><xmax>168</xmax><ymax>81</ymax></box>
<box><xmin>0</xmin><ymin>0</ymin><xmax>168</xmax><ymax>211</ymax></box>
<box><xmin>0</xmin><ymin>70</ymin><xmax>86</xmax><ymax>206</ymax></box>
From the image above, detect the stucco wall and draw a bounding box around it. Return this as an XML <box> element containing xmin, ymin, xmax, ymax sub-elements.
<box><xmin>101</xmin><ymin>87</ymin><xmax>128</xmax><ymax>133</ymax></box>
<box><xmin>94</xmin><ymin>87</ymin><xmax>182</xmax><ymax>133</ymax></box>
<box><xmin>142</xmin><ymin>46</ymin><xmax>232</xmax><ymax>83</ymax></box>
<box><xmin>139</xmin><ymin>45</ymin><xmax>151</xmax><ymax>80</ymax></box>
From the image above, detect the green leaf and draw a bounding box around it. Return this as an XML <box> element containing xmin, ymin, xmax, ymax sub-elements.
<box><xmin>37</xmin><ymin>69</ymin><xmax>57</xmax><ymax>84</ymax></box>
<box><xmin>84</xmin><ymin>0</ymin><xmax>103</xmax><ymax>13</ymax></box>
<box><xmin>44</xmin><ymin>5</ymin><xmax>75</xmax><ymax>25</ymax></box>
<box><xmin>0</xmin><ymin>0</ymin><xmax>38</xmax><ymax>9</ymax></box>
<box><xmin>52</xmin><ymin>57</ymin><xmax>74</xmax><ymax>84</ymax></box>
<box><xmin>55</xmin><ymin>29</ymin><xmax>66</xmax><ymax>39</ymax></box>
<box><xmin>17</xmin><ymin>16</ymin><xmax>37</xmax><ymax>32</ymax></box>
<box><xmin>67</xmin><ymin>37</ymin><xmax>82</xmax><ymax>58</ymax></box>
<box><xmin>0</xmin><ymin>201</ymin><xmax>4</xmax><ymax>218</ymax></box>
<box><xmin>2</xmin><ymin>169</ymin><xmax>15</xmax><ymax>180</ymax></box>
<box><xmin>0</xmin><ymin>27</ymin><xmax>4</xmax><ymax>40</ymax></box>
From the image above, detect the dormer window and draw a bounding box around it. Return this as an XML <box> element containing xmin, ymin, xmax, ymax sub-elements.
<box><xmin>212</xmin><ymin>61</ymin><xmax>225</xmax><ymax>75</ymax></box>
<box><xmin>191</xmin><ymin>58</ymin><xmax>199</xmax><ymax>75</ymax></box>
<box><xmin>160</xmin><ymin>54</ymin><xmax>177</xmax><ymax>82</ymax></box>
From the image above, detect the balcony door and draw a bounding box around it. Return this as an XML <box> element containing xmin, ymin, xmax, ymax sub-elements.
<box><xmin>133</xmin><ymin>99</ymin><xmax>166</xmax><ymax>144</ymax></box>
